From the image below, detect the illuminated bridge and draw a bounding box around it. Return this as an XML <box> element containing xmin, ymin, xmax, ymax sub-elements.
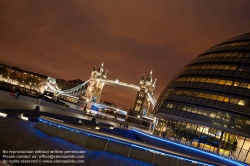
<box><xmin>43</xmin><ymin>63</ymin><xmax>157</xmax><ymax>116</ymax></box>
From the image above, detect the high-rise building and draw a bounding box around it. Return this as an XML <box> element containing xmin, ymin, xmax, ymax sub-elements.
<box><xmin>153</xmin><ymin>33</ymin><xmax>250</xmax><ymax>164</ymax></box>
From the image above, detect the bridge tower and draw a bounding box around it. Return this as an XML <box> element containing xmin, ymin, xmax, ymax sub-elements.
<box><xmin>84</xmin><ymin>63</ymin><xmax>108</xmax><ymax>103</ymax></box>
<box><xmin>132</xmin><ymin>70</ymin><xmax>156</xmax><ymax>116</ymax></box>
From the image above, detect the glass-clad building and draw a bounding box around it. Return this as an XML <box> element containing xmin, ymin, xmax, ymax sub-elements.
<box><xmin>153</xmin><ymin>33</ymin><xmax>250</xmax><ymax>164</ymax></box>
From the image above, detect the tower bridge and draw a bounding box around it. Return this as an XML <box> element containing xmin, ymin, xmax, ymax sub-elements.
<box><xmin>44</xmin><ymin>63</ymin><xmax>157</xmax><ymax>116</ymax></box>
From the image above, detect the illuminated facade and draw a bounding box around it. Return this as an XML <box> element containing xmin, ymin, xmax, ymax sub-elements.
<box><xmin>133</xmin><ymin>70</ymin><xmax>157</xmax><ymax>116</ymax></box>
<box><xmin>153</xmin><ymin>33</ymin><xmax>250</xmax><ymax>163</ymax></box>
<box><xmin>84</xmin><ymin>63</ymin><xmax>107</xmax><ymax>103</ymax></box>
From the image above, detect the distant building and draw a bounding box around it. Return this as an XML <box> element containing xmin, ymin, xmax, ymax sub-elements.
<box><xmin>0</xmin><ymin>64</ymin><xmax>47</xmax><ymax>86</ymax></box>
<box><xmin>153</xmin><ymin>33</ymin><xmax>250</xmax><ymax>163</ymax></box>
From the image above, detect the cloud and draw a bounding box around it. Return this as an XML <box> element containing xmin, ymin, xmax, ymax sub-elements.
<box><xmin>0</xmin><ymin>0</ymin><xmax>250</xmax><ymax>108</ymax></box>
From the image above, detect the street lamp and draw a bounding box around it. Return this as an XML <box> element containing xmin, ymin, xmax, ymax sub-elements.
<box><xmin>137</xmin><ymin>115</ymin><xmax>140</xmax><ymax>125</ymax></box>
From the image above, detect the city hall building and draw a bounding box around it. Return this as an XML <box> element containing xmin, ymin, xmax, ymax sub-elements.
<box><xmin>153</xmin><ymin>33</ymin><xmax>250</xmax><ymax>163</ymax></box>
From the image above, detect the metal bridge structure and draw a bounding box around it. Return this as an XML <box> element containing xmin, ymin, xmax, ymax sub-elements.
<box><xmin>43</xmin><ymin>63</ymin><xmax>157</xmax><ymax>115</ymax></box>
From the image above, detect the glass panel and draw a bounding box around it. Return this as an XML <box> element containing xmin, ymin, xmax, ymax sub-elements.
<box><xmin>212</xmin><ymin>79</ymin><xmax>219</xmax><ymax>84</ymax></box>
<box><xmin>231</xmin><ymin>52</ymin><xmax>238</xmax><ymax>57</ymax></box>
<box><xmin>225</xmin><ymin>80</ymin><xmax>233</xmax><ymax>86</ymax></box>
<box><xmin>223</xmin><ymin>66</ymin><xmax>231</xmax><ymax>70</ymax></box>
<box><xmin>201</xmin><ymin>78</ymin><xmax>207</xmax><ymax>82</ymax></box>
<box><xmin>230</xmin><ymin>98</ymin><xmax>239</xmax><ymax>104</ymax></box>
<box><xmin>219</xmin><ymin>80</ymin><xmax>226</xmax><ymax>85</ymax></box>
<box><xmin>207</xmin><ymin>78</ymin><xmax>213</xmax><ymax>83</ymax></box>
<box><xmin>187</xmin><ymin>107</ymin><xmax>192</xmax><ymax>112</ymax></box>
<box><xmin>197</xmin><ymin>109</ymin><xmax>204</xmax><ymax>114</ymax></box>
<box><xmin>192</xmin><ymin>108</ymin><xmax>198</xmax><ymax>113</ymax></box>
<box><xmin>238</xmin><ymin>100</ymin><xmax>245</xmax><ymax>106</ymax></box>
<box><xmin>217</xmin><ymin>96</ymin><xmax>224</xmax><ymax>102</ymax></box>
<box><xmin>230</xmin><ymin>66</ymin><xmax>237</xmax><ymax>70</ymax></box>
<box><xmin>210</xmin><ymin>95</ymin><xmax>217</xmax><ymax>100</ymax></box>
<box><xmin>204</xmin><ymin>94</ymin><xmax>211</xmax><ymax>99</ymax></box>
<box><xmin>234</xmin><ymin>81</ymin><xmax>240</xmax><ymax>86</ymax></box>
<box><xmin>198</xmin><ymin>93</ymin><xmax>204</xmax><ymax>98</ymax></box>
<box><xmin>203</xmin><ymin>110</ymin><xmax>210</xmax><ymax>116</ymax></box>
<box><xmin>224</xmin><ymin>97</ymin><xmax>229</xmax><ymax>102</ymax></box>
<box><xmin>196</xmin><ymin>78</ymin><xmax>202</xmax><ymax>82</ymax></box>
<box><xmin>240</xmin><ymin>83</ymin><xmax>248</xmax><ymax>88</ymax></box>
<box><xmin>210</xmin><ymin>112</ymin><xmax>216</xmax><ymax>118</ymax></box>
<box><xmin>237</xmin><ymin>66</ymin><xmax>245</xmax><ymax>71</ymax></box>
<box><xmin>182</xmin><ymin>106</ymin><xmax>187</xmax><ymax>111</ymax></box>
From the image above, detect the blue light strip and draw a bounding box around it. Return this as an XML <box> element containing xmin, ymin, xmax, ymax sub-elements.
<box><xmin>38</xmin><ymin>118</ymin><xmax>216</xmax><ymax>166</ymax></box>
<box><xmin>132</xmin><ymin>128</ymin><xmax>248</xmax><ymax>166</ymax></box>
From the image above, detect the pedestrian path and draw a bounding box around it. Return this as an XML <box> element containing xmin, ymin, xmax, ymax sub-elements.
<box><xmin>99</xmin><ymin>128</ymin><xmax>139</xmax><ymax>141</ymax></box>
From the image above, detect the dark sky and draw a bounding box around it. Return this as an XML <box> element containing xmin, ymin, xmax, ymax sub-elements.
<box><xmin>1</xmin><ymin>0</ymin><xmax>250</xmax><ymax>108</ymax></box>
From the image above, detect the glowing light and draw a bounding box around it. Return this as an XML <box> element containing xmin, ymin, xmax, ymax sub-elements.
<box><xmin>132</xmin><ymin>128</ymin><xmax>247</xmax><ymax>166</ymax></box>
<box><xmin>21</xmin><ymin>114</ymin><xmax>28</xmax><ymax>121</ymax></box>
<box><xmin>0</xmin><ymin>112</ymin><xmax>7</xmax><ymax>117</ymax></box>
<box><xmin>110</xmin><ymin>126</ymin><xmax>114</xmax><ymax>129</ymax></box>
<box><xmin>95</xmin><ymin>126</ymin><xmax>100</xmax><ymax>130</ymax></box>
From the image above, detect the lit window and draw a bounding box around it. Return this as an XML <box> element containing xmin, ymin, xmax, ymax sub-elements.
<box><xmin>230</xmin><ymin>66</ymin><xmax>237</xmax><ymax>70</ymax></box>
<box><xmin>217</xmin><ymin>96</ymin><xmax>224</xmax><ymax>102</ymax></box>
<box><xmin>204</xmin><ymin>94</ymin><xmax>211</xmax><ymax>99</ymax></box>
<box><xmin>210</xmin><ymin>113</ymin><xmax>216</xmax><ymax>118</ymax></box>
<box><xmin>235</xmin><ymin>118</ymin><xmax>245</xmax><ymax>125</ymax></box>
<box><xmin>230</xmin><ymin>98</ymin><xmax>239</xmax><ymax>104</ymax></box>
<box><xmin>210</xmin><ymin>95</ymin><xmax>217</xmax><ymax>100</ymax></box>
<box><xmin>137</xmin><ymin>100</ymin><xmax>142</xmax><ymax>104</ymax></box>
<box><xmin>207</xmin><ymin>78</ymin><xmax>213</xmax><ymax>83</ymax></box>
<box><xmin>212</xmin><ymin>79</ymin><xmax>219</xmax><ymax>84</ymax></box>
<box><xmin>187</xmin><ymin>107</ymin><xmax>192</xmax><ymax>112</ymax></box>
<box><xmin>192</xmin><ymin>108</ymin><xmax>198</xmax><ymax>113</ymax></box>
<box><xmin>203</xmin><ymin>110</ymin><xmax>210</xmax><ymax>116</ymax></box>
<box><xmin>240</xmin><ymin>83</ymin><xmax>248</xmax><ymax>88</ymax></box>
<box><xmin>197</xmin><ymin>109</ymin><xmax>204</xmax><ymax>114</ymax></box>
<box><xmin>234</xmin><ymin>81</ymin><xmax>240</xmax><ymax>86</ymax></box>
<box><xmin>139</xmin><ymin>92</ymin><xmax>144</xmax><ymax>97</ymax></box>
<box><xmin>193</xmin><ymin>78</ymin><xmax>198</xmax><ymax>82</ymax></box>
<box><xmin>196</xmin><ymin>78</ymin><xmax>202</xmax><ymax>82</ymax></box>
<box><xmin>217</xmin><ymin>66</ymin><xmax>224</xmax><ymax>69</ymax></box>
<box><xmin>199</xmin><ymin>93</ymin><xmax>205</xmax><ymax>98</ymax></box>
<box><xmin>201</xmin><ymin>78</ymin><xmax>207</xmax><ymax>82</ymax></box>
<box><xmin>225</xmin><ymin>80</ymin><xmax>233</xmax><ymax>86</ymax></box>
<box><xmin>247</xmin><ymin>84</ymin><xmax>250</xmax><ymax>89</ymax></box>
<box><xmin>238</xmin><ymin>100</ymin><xmax>245</xmax><ymax>106</ymax></box>
<box><xmin>223</xmin><ymin>66</ymin><xmax>231</xmax><ymax>70</ymax></box>
<box><xmin>135</xmin><ymin>105</ymin><xmax>140</xmax><ymax>111</ymax></box>
<box><xmin>224</xmin><ymin>97</ymin><xmax>229</xmax><ymax>102</ymax></box>
<box><xmin>218</xmin><ymin>80</ymin><xmax>226</xmax><ymax>85</ymax></box>
<box><xmin>201</xmin><ymin>66</ymin><xmax>207</xmax><ymax>69</ymax></box>
<box><xmin>212</xmin><ymin>65</ymin><xmax>218</xmax><ymax>69</ymax></box>
<box><xmin>167</xmin><ymin>103</ymin><xmax>173</xmax><ymax>108</ymax></box>
<box><xmin>182</xmin><ymin>106</ymin><xmax>187</xmax><ymax>111</ymax></box>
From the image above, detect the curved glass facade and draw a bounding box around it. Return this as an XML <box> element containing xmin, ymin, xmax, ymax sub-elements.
<box><xmin>153</xmin><ymin>33</ymin><xmax>250</xmax><ymax>163</ymax></box>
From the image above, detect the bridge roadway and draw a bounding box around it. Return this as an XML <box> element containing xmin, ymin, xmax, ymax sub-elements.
<box><xmin>0</xmin><ymin>93</ymin><xmax>247</xmax><ymax>166</ymax></box>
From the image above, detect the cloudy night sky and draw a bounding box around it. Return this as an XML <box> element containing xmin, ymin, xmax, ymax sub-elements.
<box><xmin>0</xmin><ymin>0</ymin><xmax>250</xmax><ymax>108</ymax></box>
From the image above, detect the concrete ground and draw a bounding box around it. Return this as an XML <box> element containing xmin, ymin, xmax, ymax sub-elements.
<box><xmin>0</xmin><ymin>95</ymin><xmax>140</xmax><ymax>131</ymax></box>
